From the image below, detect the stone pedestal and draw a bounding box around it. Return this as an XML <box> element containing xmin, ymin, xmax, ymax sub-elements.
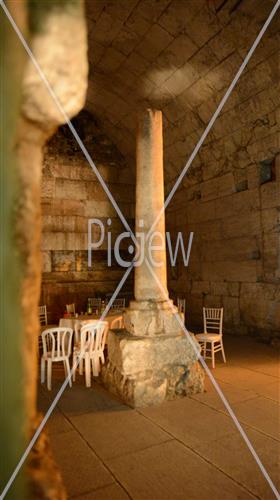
<box><xmin>102</xmin><ymin>109</ymin><xmax>204</xmax><ymax>406</ymax></box>
<box><xmin>103</xmin><ymin>330</ymin><xmax>204</xmax><ymax>407</ymax></box>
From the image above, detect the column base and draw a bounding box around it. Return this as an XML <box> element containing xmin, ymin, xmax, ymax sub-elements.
<box><xmin>123</xmin><ymin>299</ymin><xmax>182</xmax><ymax>336</ymax></box>
<box><xmin>102</xmin><ymin>329</ymin><xmax>204</xmax><ymax>407</ymax></box>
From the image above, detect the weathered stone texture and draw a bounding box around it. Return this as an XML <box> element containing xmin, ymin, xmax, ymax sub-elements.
<box><xmin>168</xmin><ymin>155</ymin><xmax>280</xmax><ymax>339</ymax></box>
<box><xmin>102</xmin><ymin>330</ymin><xmax>204</xmax><ymax>407</ymax></box>
<box><xmin>41</xmin><ymin>111</ymin><xmax>135</xmax><ymax>322</ymax></box>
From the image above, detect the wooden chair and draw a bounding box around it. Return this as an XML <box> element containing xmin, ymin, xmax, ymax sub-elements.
<box><xmin>38</xmin><ymin>305</ymin><xmax>48</xmax><ymax>353</ymax></box>
<box><xmin>177</xmin><ymin>298</ymin><xmax>186</xmax><ymax>319</ymax></box>
<box><xmin>41</xmin><ymin>327</ymin><xmax>73</xmax><ymax>390</ymax></box>
<box><xmin>38</xmin><ymin>305</ymin><xmax>48</xmax><ymax>325</ymax></box>
<box><xmin>72</xmin><ymin>321</ymin><xmax>108</xmax><ymax>387</ymax></box>
<box><xmin>196</xmin><ymin>307</ymin><xmax>226</xmax><ymax>369</ymax></box>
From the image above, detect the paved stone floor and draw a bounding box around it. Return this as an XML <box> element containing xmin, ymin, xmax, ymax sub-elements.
<box><xmin>38</xmin><ymin>335</ymin><xmax>280</xmax><ymax>499</ymax></box>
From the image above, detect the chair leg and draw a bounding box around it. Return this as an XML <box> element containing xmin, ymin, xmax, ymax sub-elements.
<box><xmin>47</xmin><ymin>359</ymin><xmax>52</xmax><ymax>390</ymax></box>
<box><xmin>65</xmin><ymin>358</ymin><xmax>72</xmax><ymax>387</ymax></box>
<box><xmin>221</xmin><ymin>340</ymin><xmax>226</xmax><ymax>363</ymax></box>
<box><xmin>211</xmin><ymin>343</ymin><xmax>215</xmax><ymax>369</ymax></box>
<box><xmin>72</xmin><ymin>354</ymin><xmax>77</xmax><ymax>382</ymax></box>
<box><xmin>40</xmin><ymin>358</ymin><xmax>45</xmax><ymax>384</ymax></box>
<box><xmin>92</xmin><ymin>356</ymin><xmax>100</xmax><ymax>377</ymax></box>
<box><xmin>79</xmin><ymin>356</ymin><xmax>83</xmax><ymax>375</ymax></box>
<box><xmin>85</xmin><ymin>354</ymin><xmax>91</xmax><ymax>387</ymax></box>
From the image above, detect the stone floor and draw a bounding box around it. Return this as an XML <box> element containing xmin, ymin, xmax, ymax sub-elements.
<box><xmin>38</xmin><ymin>335</ymin><xmax>280</xmax><ymax>500</ymax></box>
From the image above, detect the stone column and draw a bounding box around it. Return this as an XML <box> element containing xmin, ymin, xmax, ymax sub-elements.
<box><xmin>103</xmin><ymin>109</ymin><xmax>204</xmax><ymax>407</ymax></box>
<box><xmin>124</xmin><ymin>110</ymin><xmax>181</xmax><ymax>337</ymax></box>
<box><xmin>135</xmin><ymin>109</ymin><xmax>167</xmax><ymax>301</ymax></box>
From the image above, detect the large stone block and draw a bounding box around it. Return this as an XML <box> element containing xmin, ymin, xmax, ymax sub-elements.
<box><xmin>52</xmin><ymin>251</ymin><xmax>75</xmax><ymax>272</ymax></box>
<box><xmin>191</xmin><ymin>280</ymin><xmax>210</xmax><ymax>295</ymax></box>
<box><xmin>202</xmin><ymin>261</ymin><xmax>257</xmax><ymax>282</ymax></box>
<box><xmin>263</xmin><ymin>232</ymin><xmax>280</xmax><ymax>275</ymax></box>
<box><xmin>221</xmin><ymin>212</ymin><xmax>261</xmax><ymax>239</ymax></box>
<box><xmin>261</xmin><ymin>181</ymin><xmax>280</xmax><ymax>209</ymax></box>
<box><xmin>215</xmin><ymin>188</ymin><xmax>260</xmax><ymax>219</ymax></box>
<box><xmin>261</xmin><ymin>208</ymin><xmax>280</xmax><ymax>233</ymax></box>
<box><xmin>222</xmin><ymin>296</ymin><xmax>240</xmax><ymax>327</ymax></box>
<box><xmin>102</xmin><ymin>330</ymin><xmax>204</xmax><ymax>407</ymax></box>
<box><xmin>124</xmin><ymin>300</ymin><xmax>182</xmax><ymax>337</ymax></box>
<box><xmin>202</xmin><ymin>236</ymin><xmax>260</xmax><ymax>262</ymax></box>
<box><xmin>210</xmin><ymin>281</ymin><xmax>228</xmax><ymax>296</ymax></box>
<box><xmin>55</xmin><ymin>178</ymin><xmax>87</xmax><ymax>200</ymax></box>
<box><xmin>201</xmin><ymin>173</ymin><xmax>235</xmax><ymax>202</ymax></box>
<box><xmin>41</xmin><ymin>177</ymin><xmax>55</xmax><ymax>198</ymax></box>
<box><xmin>41</xmin><ymin>251</ymin><xmax>52</xmax><ymax>273</ymax></box>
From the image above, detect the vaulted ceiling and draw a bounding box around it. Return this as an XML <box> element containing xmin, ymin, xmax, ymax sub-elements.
<box><xmin>85</xmin><ymin>0</ymin><xmax>279</xmax><ymax>188</ymax></box>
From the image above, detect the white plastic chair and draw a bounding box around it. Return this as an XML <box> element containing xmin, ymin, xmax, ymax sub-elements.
<box><xmin>72</xmin><ymin>321</ymin><xmax>108</xmax><ymax>387</ymax></box>
<box><xmin>41</xmin><ymin>327</ymin><xmax>73</xmax><ymax>390</ymax></box>
<box><xmin>38</xmin><ymin>305</ymin><xmax>48</xmax><ymax>325</ymax></box>
<box><xmin>196</xmin><ymin>307</ymin><xmax>226</xmax><ymax>369</ymax></box>
<box><xmin>66</xmin><ymin>303</ymin><xmax>75</xmax><ymax>315</ymax></box>
<box><xmin>73</xmin><ymin>318</ymin><xmax>97</xmax><ymax>346</ymax></box>
<box><xmin>110</xmin><ymin>315</ymin><xmax>124</xmax><ymax>329</ymax></box>
<box><xmin>107</xmin><ymin>298</ymin><xmax>125</xmax><ymax>311</ymax></box>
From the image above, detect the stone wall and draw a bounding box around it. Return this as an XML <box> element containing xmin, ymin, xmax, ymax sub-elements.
<box><xmin>41</xmin><ymin>111</ymin><xmax>135</xmax><ymax>323</ymax></box>
<box><xmin>83</xmin><ymin>0</ymin><xmax>279</xmax><ymax>340</ymax></box>
<box><xmin>166</xmin><ymin>155</ymin><xmax>280</xmax><ymax>340</ymax></box>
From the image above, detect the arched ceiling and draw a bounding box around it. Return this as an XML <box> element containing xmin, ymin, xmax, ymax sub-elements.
<box><xmin>85</xmin><ymin>0</ymin><xmax>279</xmax><ymax>187</ymax></box>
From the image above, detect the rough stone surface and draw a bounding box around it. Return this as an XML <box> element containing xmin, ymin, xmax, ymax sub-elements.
<box><xmin>102</xmin><ymin>329</ymin><xmax>204</xmax><ymax>407</ymax></box>
<box><xmin>23</xmin><ymin>4</ymin><xmax>88</xmax><ymax>129</ymax></box>
<box><xmin>84</xmin><ymin>0</ymin><xmax>280</xmax><ymax>340</ymax></box>
<box><xmin>124</xmin><ymin>299</ymin><xmax>182</xmax><ymax>336</ymax></box>
<box><xmin>8</xmin><ymin>2</ymin><xmax>88</xmax><ymax>496</ymax></box>
<box><xmin>27</xmin><ymin>416</ymin><xmax>66</xmax><ymax>500</ymax></box>
<box><xmin>41</xmin><ymin>111</ymin><xmax>135</xmax><ymax>322</ymax></box>
<box><xmin>104</xmin><ymin>109</ymin><xmax>203</xmax><ymax>407</ymax></box>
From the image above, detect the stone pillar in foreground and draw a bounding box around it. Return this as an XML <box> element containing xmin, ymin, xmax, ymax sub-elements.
<box><xmin>103</xmin><ymin>109</ymin><xmax>204</xmax><ymax>407</ymax></box>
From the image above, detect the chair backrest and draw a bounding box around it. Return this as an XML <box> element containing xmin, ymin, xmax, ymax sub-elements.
<box><xmin>41</xmin><ymin>328</ymin><xmax>73</xmax><ymax>358</ymax></box>
<box><xmin>38</xmin><ymin>305</ymin><xmax>48</xmax><ymax>325</ymax></box>
<box><xmin>177</xmin><ymin>298</ymin><xmax>186</xmax><ymax>314</ymax></box>
<box><xmin>74</xmin><ymin>318</ymin><xmax>101</xmax><ymax>345</ymax></box>
<box><xmin>74</xmin><ymin>322</ymin><xmax>81</xmax><ymax>345</ymax></box>
<box><xmin>203</xmin><ymin>307</ymin><xmax>223</xmax><ymax>335</ymax></box>
<box><xmin>88</xmin><ymin>298</ymin><xmax>101</xmax><ymax>309</ymax></box>
<box><xmin>108</xmin><ymin>298</ymin><xmax>126</xmax><ymax>310</ymax></box>
<box><xmin>66</xmin><ymin>303</ymin><xmax>75</xmax><ymax>315</ymax></box>
<box><xmin>110</xmin><ymin>315</ymin><xmax>124</xmax><ymax>329</ymax></box>
<box><xmin>80</xmin><ymin>321</ymin><xmax>108</xmax><ymax>354</ymax></box>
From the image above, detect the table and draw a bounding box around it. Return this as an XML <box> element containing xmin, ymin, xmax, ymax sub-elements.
<box><xmin>59</xmin><ymin>312</ymin><xmax>122</xmax><ymax>330</ymax></box>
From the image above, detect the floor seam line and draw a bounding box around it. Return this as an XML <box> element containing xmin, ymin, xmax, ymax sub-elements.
<box><xmin>188</xmin><ymin>396</ymin><xmax>280</xmax><ymax>442</ymax></box>
<box><xmin>61</xmin><ymin>410</ymin><xmax>133</xmax><ymax>500</ymax></box>
<box><xmin>136</xmin><ymin>409</ymin><xmax>261</xmax><ymax>499</ymax></box>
